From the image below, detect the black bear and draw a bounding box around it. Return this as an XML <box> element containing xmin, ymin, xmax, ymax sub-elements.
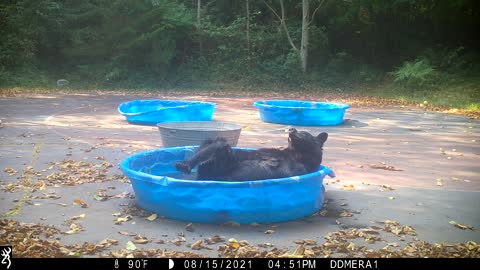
<box><xmin>175</xmin><ymin>128</ymin><xmax>328</xmax><ymax>181</ymax></box>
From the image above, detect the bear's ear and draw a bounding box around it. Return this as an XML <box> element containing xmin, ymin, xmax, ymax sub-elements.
<box><xmin>317</xmin><ymin>132</ymin><xmax>328</xmax><ymax>144</ymax></box>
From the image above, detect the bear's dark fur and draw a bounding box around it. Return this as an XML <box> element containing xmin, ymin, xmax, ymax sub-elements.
<box><xmin>175</xmin><ymin>128</ymin><xmax>328</xmax><ymax>181</ymax></box>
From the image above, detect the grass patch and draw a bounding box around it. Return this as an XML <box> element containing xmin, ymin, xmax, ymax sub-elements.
<box><xmin>366</xmin><ymin>76</ymin><xmax>480</xmax><ymax>112</ymax></box>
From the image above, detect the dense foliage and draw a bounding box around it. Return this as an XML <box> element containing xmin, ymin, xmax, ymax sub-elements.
<box><xmin>1</xmin><ymin>0</ymin><xmax>479</xmax><ymax>89</ymax></box>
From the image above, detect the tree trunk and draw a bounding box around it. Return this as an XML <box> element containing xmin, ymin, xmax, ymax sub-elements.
<box><xmin>246</xmin><ymin>0</ymin><xmax>250</xmax><ymax>58</ymax></box>
<box><xmin>197</xmin><ymin>0</ymin><xmax>203</xmax><ymax>54</ymax></box>
<box><xmin>197</xmin><ymin>0</ymin><xmax>201</xmax><ymax>25</ymax></box>
<box><xmin>265</xmin><ymin>0</ymin><xmax>325</xmax><ymax>73</ymax></box>
<box><xmin>264</xmin><ymin>0</ymin><xmax>299</xmax><ymax>52</ymax></box>
<box><xmin>300</xmin><ymin>0</ymin><xmax>309</xmax><ymax>73</ymax></box>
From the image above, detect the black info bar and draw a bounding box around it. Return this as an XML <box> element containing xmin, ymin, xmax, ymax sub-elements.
<box><xmin>8</xmin><ymin>257</ymin><xmax>477</xmax><ymax>270</ymax></box>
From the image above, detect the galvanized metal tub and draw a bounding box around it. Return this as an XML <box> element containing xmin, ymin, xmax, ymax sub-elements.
<box><xmin>157</xmin><ymin>121</ymin><xmax>242</xmax><ymax>147</ymax></box>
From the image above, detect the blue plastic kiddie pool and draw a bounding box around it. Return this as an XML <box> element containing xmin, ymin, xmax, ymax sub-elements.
<box><xmin>253</xmin><ymin>100</ymin><xmax>350</xmax><ymax>126</ymax></box>
<box><xmin>118</xmin><ymin>100</ymin><xmax>216</xmax><ymax>125</ymax></box>
<box><xmin>120</xmin><ymin>146</ymin><xmax>335</xmax><ymax>224</ymax></box>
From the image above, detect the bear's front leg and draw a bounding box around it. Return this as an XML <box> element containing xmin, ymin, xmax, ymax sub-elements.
<box><xmin>175</xmin><ymin>138</ymin><xmax>230</xmax><ymax>175</ymax></box>
<box><xmin>175</xmin><ymin>161</ymin><xmax>192</xmax><ymax>174</ymax></box>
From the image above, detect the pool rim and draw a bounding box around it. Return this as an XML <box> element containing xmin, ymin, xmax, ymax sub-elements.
<box><xmin>118</xmin><ymin>99</ymin><xmax>217</xmax><ymax>117</ymax></box>
<box><xmin>253</xmin><ymin>99</ymin><xmax>350</xmax><ymax>111</ymax></box>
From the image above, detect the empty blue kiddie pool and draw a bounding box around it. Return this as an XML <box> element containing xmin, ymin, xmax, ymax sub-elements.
<box><xmin>253</xmin><ymin>100</ymin><xmax>350</xmax><ymax>126</ymax></box>
<box><xmin>120</xmin><ymin>147</ymin><xmax>335</xmax><ymax>224</ymax></box>
<box><xmin>118</xmin><ymin>100</ymin><xmax>216</xmax><ymax>125</ymax></box>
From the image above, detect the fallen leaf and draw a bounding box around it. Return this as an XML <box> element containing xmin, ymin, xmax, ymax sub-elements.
<box><xmin>36</xmin><ymin>193</ymin><xmax>61</xmax><ymax>200</ymax></box>
<box><xmin>185</xmin><ymin>223</ymin><xmax>194</xmax><ymax>232</ymax></box>
<box><xmin>294</xmin><ymin>239</ymin><xmax>317</xmax><ymax>245</ymax></box>
<box><xmin>114</xmin><ymin>215</ymin><xmax>132</xmax><ymax>225</ymax></box>
<box><xmin>33</xmin><ymin>180</ymin><xmax>46</xmax><ymax>191</ymax></box>
<box><xmin>132</xmin><ymin>239</ymin><xmax>150</xmax><ymax>244</ymax></box>
<box><xmin>340</xmin><ymin>211</ymin><xmax>354</xmax><ymax>217</ymax></box>
<box><xmin>73</xmin><ymin>199</ymin><xmax>89</xmax><ymax>208</ymax></box>
<box><xmin>205</xmin><ymin>235</ymin><xmax>225</xmax><ymax>245</ymax></box>
<box><xmin>347</xmin><ymin>242</ymin><xmax>356</xmax><ymax>251</ymax></box>
<box><xmin>172</xmin><ymin>237</ymin><xmax>186</xmax><ymax>246</ymax></box>
<box><xmin>381</xmin><ymin>184</ymin><xmax>395</xmax><ymax>190</ymax></box>
<box><xmin>229</xmin><ymin>242</ymin><xmax>240</xmax><ymax>249</ymax></box>
<box><xmin>402</xmin><ymin>226</ymin><xmax>416</xmax><ymax>235</ymax></box>
<box><xmin>4</xmin><ymin>168</ymin><xmax>17</xmax><ymax>175</ymax></box>
<box><xmin>65</xmin><ymin>223</ymin><xmax>82</xmax><ymax>234</ymax></box>
<box><xmin>436</xmin><ymin>179</ymin><xmax>444</xmax><ymax>186</ymax></box>
<box><xmin>293</xmin><ymin>245</ymin><xmax>305</xmax><ymax>256</ymax></box>
<box><xmin>98</xmin><ymin>238</ymin><xmax>119</xmax><ymax>247</ymax></box>
<box><xmin>146</xmin><ymin>214</ymin><xmax>158</xmax><ymax>221</ymax></box>
<box><xmin>365</xmin><ymin>251</ymin><xmax>381</xmax><ymax>258</ymax></box>
<box><xmin>450</xmin><ymin>221</ymin><xmax>475</xmax><ymax>230</ymax></box>
<box><xmin>391</xmin><ymin>227</ymin><xmax>402</xmax><ymax>235</ymax></box>
<box><xmin>191</xmin><ymin>240</ymin><xmax>203</xmax><ymax>250</ymax></box>
<box><xmin>342</xmin><ymin>184</ymin><xmax>355</xmax><ymax>191</ymax></box>
<box><xmin>125</xmin><ymin>241</ymin><xmax>136</xmax><ymax>251</ymax></box>
<box><xmin>318</xmin><ymin>209</ymin><xmax>328</xmax><ymax>216</ymax></box>
<box><xmin>369</xmin><ymin>164</ymin><xmax>403</xmax><ymax>171</ymax></box>
<box><xmin>94</xmin><ymin>194</ymin><xmax>108</xmax><ymax>201</ymax></box>
<box><xmin>132</xmin><ymin>236</ymin><xmax>149</xmax><ymax>244</ymax></box>
<box><xmin>65</xmin><ymin>229</ymin><xmax>79</xmax><ymax>234</ymax></box>
<box><xmin>239</xmin><ymin>240</ymin><xmax>250</xmax><ymax>246</ymax></box>
<box><xmin>258</xmin><ymin>243</ymin><xmax>274</xmax><ymax>248</ymax></box>
<box><xmin>117</xmin><ymin>231</ymin><xmax>130</xmax><ymax>236</ymax></box>
<box><xmin>112</xmin><ymin>191</ymin><xmax>130</xmax><ymax>199</ymax></box>
<box><xmin>71</xmin><ymin>214</ymin><xmax>86</xmax><ymax>220</ymax></box>
<box><xmin>382</xmin><ymin>220</ymin><xmax>400</xmax><ymax>225</ymax></box>
<box><xmin>466</xmin><ymin>241</ymin><xmax>478</xmax><ymax>250</ymax></box>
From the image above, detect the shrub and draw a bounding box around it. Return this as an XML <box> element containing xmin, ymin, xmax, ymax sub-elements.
<box><xmin>391</xmin><ymin>59</ymin><xmax>436</xmax><ymax>85</ymax></box>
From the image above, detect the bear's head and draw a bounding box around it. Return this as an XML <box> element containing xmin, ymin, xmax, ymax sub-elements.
<box><xmin>288</xmin><ymin>128</ymin><xmax>328</xmax><ymax>171</ymax></box>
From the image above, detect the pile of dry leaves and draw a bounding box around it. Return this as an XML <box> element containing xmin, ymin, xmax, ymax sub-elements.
<box><xmin>2</xmin><ymin>159</ymin><xmax>127</xmax><ymax>194</ymax></box>
<box><xmin>0</xmin><ymin>219</ymin><xmax>120</xmax><ymax>257</ymax></box>
<box><xmin>1</xmin><ymin>219</ymin><xmax>478</xmax><ymax>258</ymax></box>
<box><xmin>214</xmin><ymin>221</ymin><xmax>479</xmax><ymax>258</ymax></box>
<box><xmin>44</xmin><ymin>160</ymin><xmax>115</xmax><ymax>186</ymax></box>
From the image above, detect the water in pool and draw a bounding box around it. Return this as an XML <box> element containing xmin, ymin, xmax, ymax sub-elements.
<box><xmin>162</xmin><ymin>172</ymin><xmax>198</xmax><ymax>180</ymax></box>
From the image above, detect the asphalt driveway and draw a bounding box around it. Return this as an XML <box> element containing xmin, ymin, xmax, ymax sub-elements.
<box><xmin>0</xmin><ymin>91</ymin><xmax>478</xmax><ymax>257</ymax></box>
